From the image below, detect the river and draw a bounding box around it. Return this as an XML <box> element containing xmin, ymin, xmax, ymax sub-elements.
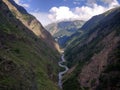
<box><xmin>58</xmin><ymin>54</ymin><xmax>69</xmax><ymax>89</ymax></box>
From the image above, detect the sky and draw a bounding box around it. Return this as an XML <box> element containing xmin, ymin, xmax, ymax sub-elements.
<box><xmin>14</xmin><ymin>0</ymin><xmax>120</xmax><ymax>26</ymax></box>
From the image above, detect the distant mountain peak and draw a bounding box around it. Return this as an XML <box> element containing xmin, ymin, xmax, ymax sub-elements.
<box><xmin>46</xmin><ymin>20</ymin><xmax>85</xmax><ymax>48</ymax></box>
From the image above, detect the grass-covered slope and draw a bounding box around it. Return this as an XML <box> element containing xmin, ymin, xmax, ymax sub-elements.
<box><xmin>0</xmin><ymin>1</ymin><xmax>60</xmax><ymax>90</ymax></box>
<box><xmin>63</xmin><ymin>7</ymin><xmax>120</xmax><ymax>90</ymax></box>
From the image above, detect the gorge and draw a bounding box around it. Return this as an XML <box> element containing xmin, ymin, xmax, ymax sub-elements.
<box><xmin>0</xmin><ymin>0</ymin><xmax>120</xmax><ymax>90</ymax></box>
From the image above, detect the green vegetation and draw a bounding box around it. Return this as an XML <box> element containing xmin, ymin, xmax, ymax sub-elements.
<box><xmin>65</xmin><ymin>33</ymin><xmax>105</xmax><ymax>68</ymax></box>
<box><xmin>0</xmin><ymin>1</ymin><xmax>60</xmax><ymax>90</ymax></box>
<box><xmin>63</xmin><ymin>62</ymin><xmax>85</xmax><ymax>90</ymax></box>
<box><xmin>63</xmin><ymin>7</ymin><xmax>120</xmax><ymax>90</ymax></box>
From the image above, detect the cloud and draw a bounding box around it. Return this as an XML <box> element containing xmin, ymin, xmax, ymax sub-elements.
<box><xmin>14</xmin><ymin>0</ymin><xmax>30</xmax><ymax>8</ymax></box>
<box><xmin>48</xmin><ymin>5</ymin><xmax>105</xmax><ymax>21</ymax></box>
<box><xmin>28</xmin><ymin>0</ymin><xmax>119</xmax><ymax>26</ymax></box>
<box><xmin>108</xmin><ymin>0</ymin><xmax>120</xmax><ymax>7</ymax></box>
<box><xmin>74</xmin><ymin>4</ymin><xmax>108</xmax><ymax>20</ymax></box>
<box><xmin>48</xmin><ymin>0</ymin><xmax>120</xmax><ymax>22</ymax></box>
<box><xmin>48</xmin><ymin>6</ymin><xmax>79</xmax><ymax>21</ymax></box>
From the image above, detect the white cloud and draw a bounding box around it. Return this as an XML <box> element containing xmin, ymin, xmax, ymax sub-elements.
<box><xmin>108</xmin><ymin>0</ymin><xmax>120</xmax><ymax>7</ymax></box>
<box><xmin>24</xmin><ymin>0</ymin><xmax>119</xmax><ymax>26</ymax></box>
<box><xmin>74</xmin><ymin>4</ymin><xmax>108</xmax><ymax>20</ymax></box>
<box><xmin>48</xmin><ymin>6</ymin><xmax>79</xmax><ymax>22</ymax></box>
<box><xmin>48</xmin><ymin>0</ymin><xmax>120</xmax><ymax>22</ymax></box>
<box><xmin>14</xmin><ymin>0</ymin><xmax>29</xmax><ymax>8</ymax></box>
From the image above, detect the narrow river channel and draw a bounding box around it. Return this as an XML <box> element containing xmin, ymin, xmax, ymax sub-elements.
<box><xmin>58</xmin><ymin>54</ymin><xmax>69</xmax><ymax>89</ymax></box>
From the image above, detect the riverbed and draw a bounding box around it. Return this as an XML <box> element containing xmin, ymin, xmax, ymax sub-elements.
<box><xmin>58</xmin><ymin>54</ymin><xmax>69</xmax><ymax>89</ymax></box>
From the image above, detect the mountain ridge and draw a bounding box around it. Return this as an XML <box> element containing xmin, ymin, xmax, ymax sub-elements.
<box><xmin>0</xmin><ymin>0</ymin><xmax>60</xmax><ymax>90</ymax></box>
<box><xmin>63</xmin><ymin>7</ymin><xmax>120</xmax><ymax>90</ymax></box>
<box><xmin>3</xmin><ymin>0</ymin><xmax>60</xmax><ymax>52</ymax></box>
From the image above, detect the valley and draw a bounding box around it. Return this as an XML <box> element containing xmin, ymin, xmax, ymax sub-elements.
<box><xmin>0</xmin><ymin>0</ymin><xmax>120</xmax><ymax>90</ymax></box>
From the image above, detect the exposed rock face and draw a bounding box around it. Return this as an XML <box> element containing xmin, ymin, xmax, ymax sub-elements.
<box><xmin>97</xmin><ymin>42</ymin><xmax>120</xmax><ymax>90</ymax></box>
<box><xmin>3</xmin><ymin>0</ymin><xmax>60</xmax><ymax>52</ymax></box>
<box><xmin>79</xmin><ymin>32</ymin><xmax>120</xmax><ymax>90</ymax></box>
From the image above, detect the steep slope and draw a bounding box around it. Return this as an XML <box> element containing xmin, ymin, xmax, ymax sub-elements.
<box><xmin>3</xmin><ymin>0</ymin><xmax>60</xmax><ymax>52</ymax></box>
<box><xmin>46</xmin><ymin>20</ymin><xmax>85</xmax><ymax>48</ymax></box>
<box><xmin>63</xmin><ymin>7</ymin><xmax>120</xmax><ymax>90</ymax></box>
<box><xmin>0</xmin><ymin>0</ymin><xmax>60</xmax><ymax>90</ymax></box>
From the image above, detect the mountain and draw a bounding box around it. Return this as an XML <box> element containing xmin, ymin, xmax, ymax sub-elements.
<box><xmin>0</xmin><ymin>0</ymin><xmax>60</xmax><ymax>90</ymax></box>
<box><xmin>4</xmin><ymin>0</ymin><xmax>60</xmax><ymax>52</ymax></box>
<box><xmin>63</xmin><ymin>7</ymin><xmax>120</xmax><ymax>90</ymax></box>
<box><xmin>45</xmin><ymin>20</ymin><xmax>85</xmax><ymax>48</ymax></box>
